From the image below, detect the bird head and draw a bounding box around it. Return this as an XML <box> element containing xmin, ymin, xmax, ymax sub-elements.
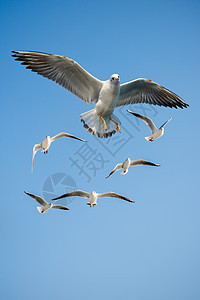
<box><xmin>110</xmin><ymin>74</ymin><xmax>120</xmax><ymax>83</ymax></box>
<box><xmin>145</xmin><ymin>136</ymin><xmax>154</xmax><ymax>142</ymax></box>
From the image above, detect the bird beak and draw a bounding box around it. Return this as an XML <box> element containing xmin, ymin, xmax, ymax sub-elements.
<box><xmin>116</xmin><ymin>78</ymin><xmax>119</xmax><ymax>81</ymax></box>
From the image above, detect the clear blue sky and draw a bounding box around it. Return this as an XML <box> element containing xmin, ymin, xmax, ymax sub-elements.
<box><xmin>1</xmin><ymin>1</ymin><xmax>200</xmax><ymax>299</ymax></box>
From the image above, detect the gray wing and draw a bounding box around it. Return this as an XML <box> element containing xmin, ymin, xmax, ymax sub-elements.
<box><xmin>52</xmin><ymin>205</ymin><xmax>70</xmax><ymax>210</ymax></box>
<box><xmin>105</xmin><ymin>163</ymin><xmax>123</xmax><ymax>178</ymax></box>
<box><xmin>117</xmin><ymin>78</ymin><xmax>189</xmax><ymax>109</ymax></box>
<box><xmin>159</xmin><ymin>117</ymin><xmax>172</xmax><ymax>129</ymax></box>
<box><xmin>127</xmin><ymin>110</ymin><xmax>157</xmax><ymax>133</ymax></box>
<box><xmin>52</xmin><ymin>190</ymin><xmax>90</xmax><ymax>201</ymax></box>
<box><xmin>24</xmin><ymin>191</ymin><xmax>47</xmax><ymax>206</ymax></box>
<box><xmin>32</xmin><ymin>143</ymin><xmax>42</xmax><ymax>173</ymax></box>
<box><xmin>51</xmin><ymin>132</ymin><xmax>86</xmax><ymax>143</ymax></box>
<box><xmin>97</xmin><ymin>192</ymin><xmax>135</xmax><ymax>203</ymax></box>
<box><xmin>12</xmin><ymin>50</ymin><xmax>103</xmax><ymax>104</ymax></box>
<box><xmin>130</xmin><ymin>159</ymin><xmax>160</xmax><ymax>167</ymax></box>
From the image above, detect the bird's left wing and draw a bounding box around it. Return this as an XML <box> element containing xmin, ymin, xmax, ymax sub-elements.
<box><xmin>52</xmin><ymin>205</ymin><xmax>69</xmax><ymax>210</ymax></box>
<box><xmin>105</xmin><ymin>163</ymin><xmax>123</xmax><ymax>178</ymax></box>
<box><xmin>97</xmin><ymin>192</ymin><xmax>135</xmax><ymax>203</ymax></box>
<box><xmin>130</xmin><ymin>159</ymin><xmax>160</xmax><ymax>167</ymax></box>
<box><xmin>12</xmin><ymin>50</ymin><xmax>103</xmax><ymax>104</ymax></box>
<box><xmin>32</xmin><ymin>143</ymin><xmax>42</xmax><ymax>173</ymax></box>
<box><xmin>51</xmin><ymin>132</ymin><xmax>86</xmax><ymax>143</ymax></box>
<box><xmin>117</xmin><ymin>79</ymin><xmax>189</xmax><ymax>109</ymax></box>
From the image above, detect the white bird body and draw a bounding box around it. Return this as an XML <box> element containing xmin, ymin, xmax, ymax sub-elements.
<box><xmin>87</xmin><ymin>191</ymin><xmax>98</xmax><ymax>207</ymax></box>
<box><xmin>52</xmin><ymin>190</ymin><xmax>135</xmax><ymax>207</ymax></box>
<box><xmin>37</xmin><ymin>203</ymin><xmax>53</xmax><ymax>213</ymax></box>
<box><xmin>12</xmin><ymin>50</ymin><xmax>188</xmax><ymax>139</ymax></box>
<box><xmin>41</xmin><ymin>136</ymin><xmax>51</xmax><ymax>152</ymax></box>
<box><xmin>121</xmin><ymin>158</ymin><xmax>131</xmax><ymax>175</ymax></box>
<box><xmin>95</xmin><ymin>76</ymin><xmax>120</xmax><ymax>116</ymax></box>
<box><xmin>106</xmin><ymin>157</ymin><xmax>160</xmax><ymax>178</ymax></box>
<box><xmin>24</xmin><ymin>192</ymin><xmax>69</xmax><ymax>213</ymax></box>
<box><xmin>127</xmin><ymin>110</ymin><xmax>172</xmax><ymax>142</ymax></box>
<box><xmin>32</xmin><ymin>132</ymin><xmax>86</xmax><ymax>172</ymax></box>
<box><xmin>145</xmin><ymin>128</ymin><xmax>164</xmax><ymax>142</ymax></box>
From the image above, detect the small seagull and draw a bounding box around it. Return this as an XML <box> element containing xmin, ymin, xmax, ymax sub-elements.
<box><xmin>127</xmin><ymin>110</ymin><xmax>172</xmax><ymax>141</ymax></box>
<box><xmin>52</xmin><ymin>190</ymin><xmax>135</xmax><ymax>207</ymax></box>
<box><xmin>106</xmin><ymin>157</ymin><xmax>160</xmax><ymax>178</ymax></box>
<box><xmin>24</xmin><ymin>191</ymin><xmax>69</xmax><ymax>213</ymax></box>
<box><xmin>32</xmin><ymin>132</ymin><xmax>86</xmax><ymax>172</ymax></box>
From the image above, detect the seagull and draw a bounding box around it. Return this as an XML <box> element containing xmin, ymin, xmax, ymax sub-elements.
<box><xmin>127</xmin><ymin>110</ymin><xmax>172</xmax><ymax>141</ymax></box>
<box><xmin>32</xmin><ymin>132</ymin><xmax>86</xmax><ymax>172</ymax></box>
<box><xmin>24</xmin><ymin>191</ymin><xmax>69</xmax><ymax>213</ymax></box>
<box><xmin>106</xmin><ymin>157</ymin><xmax>160</xmax><ymax>178</ymax></box>
<box><xmin>12</xmin><ymin>50</ymin><xmax>189</xmax><ymax>139</ymax></box>
<box><xmin>52</xmin><ymin>190</ymin><xmax>135</xmax><ymax>207</ymax></box>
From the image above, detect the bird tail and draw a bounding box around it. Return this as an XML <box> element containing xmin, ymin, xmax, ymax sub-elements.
<box><xmin>37</xmin><ymin>206</ymin><xmax>44</xmax><ymax>213</ymax></box>
<box><xmin>80</xmin><ymin>109</ymin><xmax>120</xmax><ymax>138</ymax></box>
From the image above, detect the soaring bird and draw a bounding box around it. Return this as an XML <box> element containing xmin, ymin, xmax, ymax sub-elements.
<box><xmin>12</xmin><ymin>50</ymin><xmax>189</xmax><ymax>138</ymax></box>
<box><xmin>32</xmin><ymin>132</ymin><xmax>86</xmax><ymax>172</ymax></box>
<box><xmin>24</xmin><ymin>191</ymin><xmax>69</xmax><ymax>213</ymax></box>
<box><xmin>106</xmin><ymin>157</ymin><xmax>160</xmax><ymax>178</ymax></box>
<box><xmin>52</xmin><ymin>190</ymin><xmax>134</xmax><ymax>207</ymax></box>
<box><xmin>127</xmin><ymin>110</ymin><xmax>172</xmax><ymax>141</ymax></box>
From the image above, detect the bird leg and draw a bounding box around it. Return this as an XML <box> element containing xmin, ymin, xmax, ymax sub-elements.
<box><xmin>109</xmin><ymin>116</ymin><xmax>121</xmax><ymax>133</ymax></box>
<box><xmin>100</xmin><ymin>113</ymin><xmax>107</xmax><ymax>130</ymax></box>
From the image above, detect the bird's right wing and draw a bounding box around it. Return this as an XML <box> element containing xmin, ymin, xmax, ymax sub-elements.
<box><xmin>97</xmin><ymin>192</ymin><xmax>135</xmax><ymax>203</ymax></box>
<box><xmin>51</xmin><ymin>132</ymin><xmax>86</xmax><ymax>143</ymax></box>
<box><xmin>52</xmin><ymin>190</ymin><xmax>90</xmax><ymax>201</ymax></box>
<box><xmin>130</xmin><ymin>159</ymin><xmax>160</xmax><ymax>167</ymax></box>
<box><xmin>12</xmin><ymin>50</ymin><xmax>103</xmax><ymax>104</ymax></box>
<box><xmin>24</xmin><ymin>191</ymin><xmax>47</xmax><ymax>206</ymax></box>
<box><xmin>159</xmin><ymin>117</ymin><xmax>172</xmax><ymax>129</ymax></box>
<box><xmin>105</xmin><ymin>163</ymin><xmax>123</xmax><ymax>178</ymax></box>
<box><xmin>32</xmin><ymin>143</ymin><xmax>42</xmax><ymax>173</ymax></box>
<box><xmin>127</xmin><ymin>110</ymin><xmax>157</xmax><ymax>133</ymax></box>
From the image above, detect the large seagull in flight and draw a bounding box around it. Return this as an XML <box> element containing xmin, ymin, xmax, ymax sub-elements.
<box><xmin>12</xmin><ymin>50</ymin><xmax>189</xmax><ymax>138</ymax></box>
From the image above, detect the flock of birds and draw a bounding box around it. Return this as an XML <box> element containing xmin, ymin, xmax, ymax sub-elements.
<box><xmin>12</xmin><ymin>50</ymin><xmax>189</xmax><ymax>213</ymax></box>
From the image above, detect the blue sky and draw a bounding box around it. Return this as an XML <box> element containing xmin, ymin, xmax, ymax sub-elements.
<box><xmin>1</xmin><ymin>0</ymin><xmax>200</xmax><ymax>299</ymax></box>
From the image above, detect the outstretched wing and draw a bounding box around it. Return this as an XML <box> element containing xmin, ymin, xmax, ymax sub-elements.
<box><xmin>105</xmin><ymin>163</ymin><xmax>123</xmax><ymax>178</ymax></box>
<box><xmin>117</xmin><ymin>79</ymin><xmax>189</xmax><ymax>109</ymax></box>
<box><xmin>24</xmin><ymin>191</ymin><xmax>47</xmax><ymax>206</ymax></box>
<box><xmin>130</xmin><ymin>159</ymin><xmax>160</xmax><ymax>167</ymax></box>
<box><xmin>12</xmin><ymin>50</ymin><xmax>103</xmax><ymax>104</ymax></box>
<box><xmin>127</xmin><ymin>110</ymin><xmax>157</xmax><ymax>134</ymax></box>
<box><xmin>52</xmin><ymin>190</ymin><xmax>90</xmax><ymax>201</ymax></box>
<box><xmin>32</xmin><ymin>143</ymin><xmax>42</xmax><ymax>173</ymax></box>
<box><xmin>97</xmin><ymin>192</ymin><xmax>135</xmax><ymax>203</ymax></box>
<box><xmin>52</xmin><ymin>205</ymin><xmax>70</xmax><ymax>210</ymax></box>
<box><xmin>51</xmin><ymin>132</ymin><xmax>86</xmax><ymax>143</ymax></box>
<box><xmin>159</xmin><ymin>117</ymin><xmax>172</xmax><ymax>129</ymax></box>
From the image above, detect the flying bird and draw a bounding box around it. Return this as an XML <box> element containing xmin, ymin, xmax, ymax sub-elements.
<box><xmin>127</xmin><ymin>110</ymin><xmax>172</xmax><ymax>141</ymax></box>
<box><xmin>12</xmin><ymin>50</ymin><xmax>188</xmax><ymax>138</ymax></box>
<box><xmin>24</xmin><ymin>191</ymin><xmax>69</xmax><ymax>213</ymax></box>
<box><xmin>52</xmin><ymin>190</ymin><xmax>134</xmax><ymax>207</ymax></box>
<box><xmin>32</xmin><ymin>132</ymin><xmax>86</xmax><ymax>172</ymax></box>
<box><xmin>106</xmin><ymin>157</ymin><xmax>160</xmax><ymax>178</ymax></box>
